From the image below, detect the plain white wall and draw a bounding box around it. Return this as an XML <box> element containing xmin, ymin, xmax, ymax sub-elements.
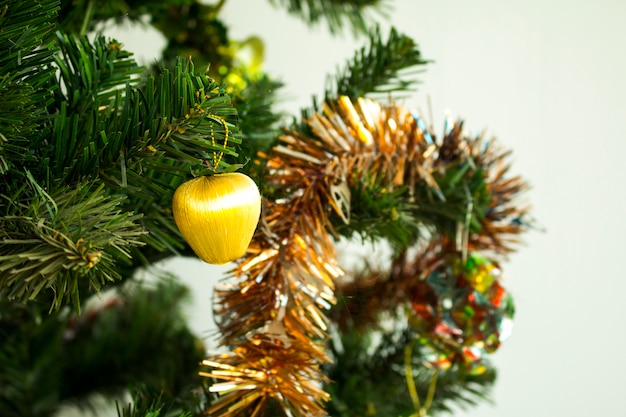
<box><xmin>60</xmin><ymin>0</ymin><xmax>626</xmax><ymax>416</ymax></box>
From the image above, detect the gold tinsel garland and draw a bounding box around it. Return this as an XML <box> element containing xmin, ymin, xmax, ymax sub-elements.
<box><xmin>201</xmin><ymin>96</ymin><xmax>529</xmax><ymax>416</ymax></box>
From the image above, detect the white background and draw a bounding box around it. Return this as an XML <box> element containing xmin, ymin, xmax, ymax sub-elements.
<box><xmin>60</xmin><ymin>0</ymin><xmax>626</xmax><ymax>416</ymax></box>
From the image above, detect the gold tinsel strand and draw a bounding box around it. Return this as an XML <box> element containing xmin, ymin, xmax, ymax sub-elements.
<box><xmin>201</xmin><ymin>339</ymin><xmax>331</xmax><ymax>417</ymax></box>
<box><xmin>203</xmin><ymin>96</ymin><xmax>529</xmax><ymax>416</ymax></box>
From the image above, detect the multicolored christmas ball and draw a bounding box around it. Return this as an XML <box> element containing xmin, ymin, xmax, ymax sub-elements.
<box><xmin>409</xmin><ymin>252</ymin><xmax>514</xmax><ymax>372</ymax></box>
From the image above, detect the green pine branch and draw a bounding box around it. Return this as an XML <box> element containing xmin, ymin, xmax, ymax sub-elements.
<box><xmin>60</xmin><ymin>277</ymin><xmax>205</xmax><ymax>405</ymax></box>
<box><xmin>0</xmin><ymin>175</ymin><xmax>145</xmax><ymax>312</ymax></box>
<box><xmin>330</xmin><ymin>26</ymin><xmax>430</xmax><ymax>101</ymax></box>
<box><xmin>137</xmin><ymin>61</ymin><xmax>241</xmax><ymax>173</ymax></box>
<box><xmin>45</xmin><ymin>33</ymin><xmax>145</xmax><ymax>183</ymax></box>
<box><xmin>0</xmin><ymin>0</ymin><xmax>59</xmax><ymax>77</ymax></box>
<box><xmin>0</xmin><ymin>0</ymin><xmax>59</xmax><ymax>174</ymax></box>
<box><xmin>410</xmin><ymin>161</ymin><xmax>491</xmax><ymax>239</ymax></box>
<box><xmin>53</xmin><ymin>33</ymin><xmax>144</xmax><ymax>111</ymax></box>
<box><xmin>47</xmin><ymin>35</ymin><xmax>242</xmax><ymax>185</ymax></box>
<box><xmin>295</xmin><ymin>26</ymin><xmax>430</xmax><ymax>135</ymax></box>
<box><xmin>268</xmin><ymin>0</ymin><xmax>388</xmax><ymax>35</ymax></box>
<box><xmin>337</xmin><ymin>169</ymin><xmax>422</xmax><ymax>253</ymax></box>
<box><xmin>0</xmin><ymin>276</ymin><xmax>205</xmax><ymax>417</ymax></box>
<box><xmin>0</xmin><ymin>299</ymin><xmax>65</xmax><ymax>417</ymax></box>
<box><xmin>0</xmin><ymin>76</ymin><xmax>39</xmax><ymax>174</ymax></box>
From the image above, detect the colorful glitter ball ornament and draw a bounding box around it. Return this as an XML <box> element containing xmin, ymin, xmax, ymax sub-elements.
<box><xmin>410</xmin><ymin>252</ymin><xmax>514</xmax><ymax>371</ymax></box>
<box><xmin>172</xmin><ymin>173</ymin><xmax>262</xmax><ymax>265</ymax></box>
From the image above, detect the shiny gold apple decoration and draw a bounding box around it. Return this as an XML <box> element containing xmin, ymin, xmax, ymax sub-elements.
<box><xmin>172</xmin><ymin>172</ymin><xmax>261</xmax><ymax>265</ymax></box>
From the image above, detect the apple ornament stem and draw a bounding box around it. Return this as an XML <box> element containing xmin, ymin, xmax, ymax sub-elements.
<box><xmin>172</xmin><ymin>172</ymin><xmax>261</xmax><ymax>265</ymax></box>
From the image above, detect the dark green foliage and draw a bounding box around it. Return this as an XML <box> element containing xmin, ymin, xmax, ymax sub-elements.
<box><xmin>331</xmin><ymin>26</ymin><xmax>430</xmax><ymax>100</ymax></box>
<box><xmin>0</xmin><ymin>0</ymin><xmax>59</xmax><ymax>71</ymax></box>
<box><xmin>269</xmin><ymin>0</ymin><xmax>387</xmax><ymax>35</ymax></box>
<box><xmin>411</xmin><ymin>161</ymin><xmax>491</xmax><ymax>239</ymax></box>
<box><xmin>324</xmin><ymin>324</ymin><xmax>496</xmax><ymax>417</ymax></box>
<box><xmin>0</xmin><ymin>295</ymin><xmax>65</xmax><ymax>417</ymax></box>
<box><xmin>0</xmin><ymin>0</ymin><xmax>58</xmax><ymax>174</ymax></box>
<box><xmin>0</xmin><ymin>277</ymin><xmax>205</xmax><ymax>417</ymax></box>
<box><xmin>45</xmin><ymin>33</ymin><xmax>145</xmax><ymax>183</ymax></box>
<box><xmin>337</xmin><ymin>170</ymin><xmax>422</xmax><ymax>253</ymax></box>
<box><xmin>0</xmin><ymin>177</ymin><xmax>144</xmax><ymax>312</ymax></box>
<box><xmin>47</xmin><ymin>34</ymin><xmax>240</xmax><ymax>187</ymax></box>
<box><xmin>60</xmin><ymin>277</ymin><xmax>205</xmax><ymax>405</ymax></box>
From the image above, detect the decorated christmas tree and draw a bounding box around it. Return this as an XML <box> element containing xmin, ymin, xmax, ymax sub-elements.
<box><xmin>0</xmin><ymin>1</ymin><xmax>531</xmax><ymax>416</ymax></box>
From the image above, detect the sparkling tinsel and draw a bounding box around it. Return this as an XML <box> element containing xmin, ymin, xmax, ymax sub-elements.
<box><xmin>202</xmin><ymin>96</ymin><xmax>530</xmax><ymax>416</ymax></box>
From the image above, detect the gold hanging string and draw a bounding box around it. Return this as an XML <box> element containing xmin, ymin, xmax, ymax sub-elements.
<box><xmin>405</xmin><ymin>341</ymin><xmax>439</xmax><ymax>417</ymax></box>
<box><xmin>208</xmin><ymin>114</ymin><xmax>229</xmax><ymax>171</ymax></box>
<box><xmin>405</xmin><ymin>341</ymin><xmax>421</xmax><ymax>412</ymax></box>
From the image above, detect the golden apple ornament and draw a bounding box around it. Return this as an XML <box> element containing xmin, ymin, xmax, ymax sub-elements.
<box><xmin>172</xmin><ymin>172</ymin><xmax>261</xmax><ymax>265</ymax></box>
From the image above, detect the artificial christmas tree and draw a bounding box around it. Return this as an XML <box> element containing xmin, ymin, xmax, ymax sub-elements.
<box><xmin>0</xmin><ymin>1</ymin><xmax>531</xmax><ymax>416</ymax></box>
